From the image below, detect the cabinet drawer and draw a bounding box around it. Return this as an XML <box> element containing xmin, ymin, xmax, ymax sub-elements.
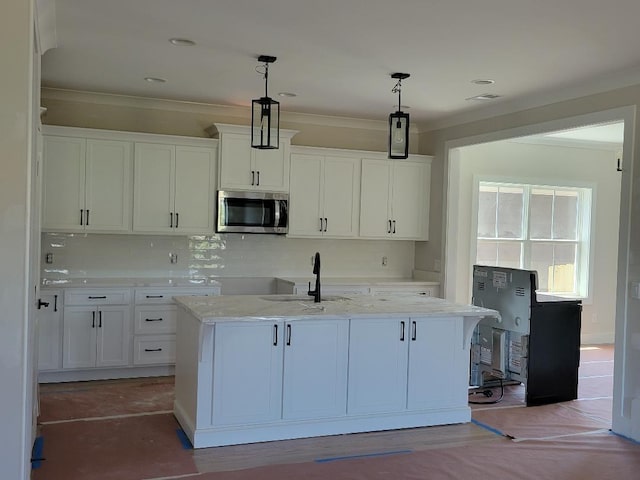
<box><xmin>133</xmin><ymin>335</ymin><xmax>176</xmax><ymax>365</ymax></box>
<box><xmin>64</xmin><ymin>288</ymin><xmax>131</xmax><ymax>306</ymax></box>
<box><xmin>134</xmin><ymin>287</ymin><xmax>219</xmax><ymax>304</ymax></box>
<box><xmin>134</xmin><ymin>305</ymin><xmax>177</xmax><ymax>334</ymax></box>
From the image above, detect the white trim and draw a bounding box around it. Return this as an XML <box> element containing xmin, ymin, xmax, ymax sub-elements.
<box><xmin>34</xmin><ymin>0</ymin><xmax>56</xmax><ymax>55</ymax></box>
<box><xmin>42</xmin><ymin>124</ymin><xmax>219</xmax><ymax>147</ymax></box>
<box><xmin>581</xmin><ymin>332</ymin><xmax>616</xmax><ymax>345</ymax></box>
<box><xmin>41</xmin><ymin>88</ymin><xmax>419</xmax><ymax>133</ymax></box>
<box><xmin>38</xmin><ymin>365</ymin><xmax>175</xmax><ymax>383</ymax></box>
<box><xmin>208</xmin><ymin>123</ymin><xmax>298</xmax><ymax>139</ymax></box>
<box><xmin>291</xmin><ymin>144</ymin><xmax>432</xmax><ymax>163</ymax></box>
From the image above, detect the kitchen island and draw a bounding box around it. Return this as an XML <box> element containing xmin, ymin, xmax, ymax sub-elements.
<box><xmin>173</xmin><ymin>293</ymin><xmax>499</xmax><ymax>448</ymax></box>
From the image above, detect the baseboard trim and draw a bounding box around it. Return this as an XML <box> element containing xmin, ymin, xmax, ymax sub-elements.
<box><xmin>38</xmin><ymin>365</ymin><xmax>175</xmax><ymax>383</ymax></box>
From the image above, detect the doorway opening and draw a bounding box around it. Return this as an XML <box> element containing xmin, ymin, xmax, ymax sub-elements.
<box><xmin>444</xmin><ymin>111</ymin><xmax>629</xmax><ymax>430</ymax></box>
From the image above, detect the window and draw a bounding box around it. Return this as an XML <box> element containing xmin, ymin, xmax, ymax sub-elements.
<box><xmin>476</xmin><ymin>181</ymin><xmax>592</xmax><ymax>297</ymax></box>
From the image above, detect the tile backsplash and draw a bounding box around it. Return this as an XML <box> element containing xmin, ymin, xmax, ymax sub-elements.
<box><xmin>41</xmin><ymin>233</ymin><xmax>415</xmax><ymax>281</ymax></box>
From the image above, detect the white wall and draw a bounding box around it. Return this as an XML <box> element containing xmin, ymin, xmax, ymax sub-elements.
<box><xmin>450</xmin><ymin>140</ymin><xmax>620</xmax><ymax>343</ymax></box>
<box><xmin>41</xmin><ymin>233</ymin><xmax>415</xmax><ymax>280</ymax></box>
<box><xmin>0</xmin><ymin>0</ymin><xmax>34</xmax><ymax>478</ymax></box>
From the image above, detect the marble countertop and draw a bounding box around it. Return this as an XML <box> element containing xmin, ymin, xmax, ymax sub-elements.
<box><xmin>41</xmin><ymin>277</ymin><xmax>221</xmax><ymax>288</ymax></box>
<box><xmin>276</xmin><ymin>277</ymin><xmax>440</xmax><ymax>286</ymax></box>
<box><xmin>174</xmin><ymin>293</ymin><xmax>498</xmax><ymax>324</ymax></box>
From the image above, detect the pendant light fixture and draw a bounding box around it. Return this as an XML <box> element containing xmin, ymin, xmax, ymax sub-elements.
<box><xmin>389</xmin><ymin>73</ymin><xmax>410</xmax><ymax>159</ymax></box>
<box><xmin>251</xmin><ymin>55</ymin><xmax>279</xmax><ymax>149</ymax></box>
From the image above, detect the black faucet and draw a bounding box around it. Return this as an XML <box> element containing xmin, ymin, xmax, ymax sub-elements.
<box><xmin>307</xmin><ymin>252</ymin><xmax>321</xmax><ymax>303</ymax></box>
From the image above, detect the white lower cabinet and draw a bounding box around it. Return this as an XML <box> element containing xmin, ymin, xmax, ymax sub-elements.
<box><xmin>348</xmin><ymin>316</ymin><xmax>466</xmax><ymax>415</ymax></box>
<box><xmin>63</xmin><ymin>305</ymin><xmax>131</xmax><ymax>369</ymax></box>
<box><xmin>282</xmin><ymin>319</ymin><xmax>349</xmax><ymax>420</ymax></box>
<box><xmin>347</xmin><ymin>318</ymin><xmax>409</xmax><ymax>414</ymax></box>
<box><xmin>37</xmin><ymin>290</ymin><xmax>63</xmax><ymax>371</ymax></box>
<box><xmin>212</xmin><ymin>322</ymin><xmax>283</xmax><ymax>426</ymax></box>
<box><xmin>407</xmin><ymin>317</ymin><xmax>465</xmax><ymax>410</ymax></box>
<box><xmin>211</xmin><ymin>318</ymin><xmax>349</xmax><ymax>426</ymax></box>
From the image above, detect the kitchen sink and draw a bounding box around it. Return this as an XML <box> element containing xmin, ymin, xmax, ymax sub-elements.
<box><xmin>260</xmin><ymin>295</ymin><xmax>349</xmax><ymax>302</ymax></box>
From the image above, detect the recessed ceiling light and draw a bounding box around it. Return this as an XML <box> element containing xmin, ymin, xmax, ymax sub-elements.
<box><xmin>144</xmin><ymin>77</ymin><xmax>167</xmax><ymax>83</ymax></box>
<box><xmin>471</xmin><ymin>79</ymin><xmax>495</xmax><ymax>85</ymax></box>
<box><xmin>278</xmin><ymin>92</ymin><xmax>297</xmax><ymax>97</ymax></box>
<box><xmin>466</xmin><ymin>93</ymin><xmax>501</xmax><ymax>101</ymax></box>
<box><xmin>169</xmin><ymin>38</ymin><xmax>196</xmax><ymax>46</ymax></box>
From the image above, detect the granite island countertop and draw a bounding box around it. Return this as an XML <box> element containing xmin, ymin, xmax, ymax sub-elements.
<box><xmin>174</xmin><ymin>293</ymin><xmax>499</xmax><ymax>324</ymax></box>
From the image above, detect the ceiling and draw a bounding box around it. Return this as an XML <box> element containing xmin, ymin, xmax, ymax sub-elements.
<box><xmin>41</xmin><ymin>0</ymin><xmax>640</xmax><ymax>128</ymax></box>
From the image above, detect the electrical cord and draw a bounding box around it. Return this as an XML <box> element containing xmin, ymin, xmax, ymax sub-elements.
<box><xmin>468</xmin><ymin>379</ymin><xmax>504</xmax><ymax>405</ymax></box>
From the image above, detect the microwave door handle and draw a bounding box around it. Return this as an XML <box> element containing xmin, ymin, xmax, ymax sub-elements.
<box><xmin>274</xmin><ymin>200</ymin><xmax>281</xmax><ymax>227</ymax></box>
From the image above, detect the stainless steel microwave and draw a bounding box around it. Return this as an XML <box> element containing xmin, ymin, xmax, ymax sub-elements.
<box><xmin>216</xmin><ymin>190</ymin><xmax>288</xmax><ymax>234</ymax></box>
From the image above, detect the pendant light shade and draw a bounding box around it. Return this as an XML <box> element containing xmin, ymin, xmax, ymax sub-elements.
<box><xmin>252</xmin><ymin>55</ymin><xmax>280</xmax><ymax>149</ymax></box>
<box><xmin>388</xmin><ymin>73</ymin><xmax>410</xmax><ymax>159</ymax></box>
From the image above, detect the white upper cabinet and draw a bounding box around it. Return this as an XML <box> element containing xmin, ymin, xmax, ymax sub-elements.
<box><xmin>213</xmin><ymin>124</ymin><xmax>297</xmax><ymax>192</ymax></box>
<box><xmin>359</xmin><ymin>157</ymin><xmax>431</xmax><ymax>240</ymax></box>
<box><xmin>288</xmin><ymin>149</ymin><xmax>360</xmax><ymax>238</ymax></box>
<box><xmin>133</xmin><ymin>143</ymin><xmax>216</xmax><ymax>234</ymax></box>
<box><xmin>43</xmin><ymin>135</ymin><xmax>132</xmax><ymax>232</ymax></box>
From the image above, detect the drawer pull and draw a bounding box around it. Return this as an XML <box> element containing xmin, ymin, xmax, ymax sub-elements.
<box><xmin>145</xmin><ymin>295</ymin><xmax>164</xmax><ymax>299</ymax></box>
<box><xmin>144</xmin><ymin>348</ymin><xmax>163</xmax><ymax>352</ymax></box>
<box><xmin>145</xmin><ymin>318</ymin><xmax>163</xmax><ymax>322</ymax></box>
<box><xmin>88</xmin><ymin>296</ymin><xmax>107</xmax><ymax>299</ymax></box>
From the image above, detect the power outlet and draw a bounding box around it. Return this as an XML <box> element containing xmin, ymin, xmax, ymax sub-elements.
<box><xmin>170</xmin><ymin>253</ymin><xmax>178</xmax><ymax>264</ymax></box>
<box><xmin>45</xmin><ymin>252</ymin><xmax>54</xmax><ymax>264</ymax></box>
<box><xmin>382</xmin><ymin>256</ymin><xmax>388</xmax><ymax>266</ymax></box>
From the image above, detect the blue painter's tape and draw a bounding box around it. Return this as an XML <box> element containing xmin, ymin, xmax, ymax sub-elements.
<box><xmin>609</xmin><ymin>430</ymin><xmax>640</xmax><ymax>445</ymax></box>
<box><xmin>315</xmin><ymin>449</ymin><xmax>412</xmax><ymax>463</ymax></box>
<box><xmin>175</xmin><ymin>428</ymin><xmax>193</xmax><ymax>449</ymax></box>
<box><xmin>471</xmin><ymin>418</ymin><xmax>506</xmax><ymax>437</ymax></box>
<box><xmin>31</xmin><ymin>436</ymin><xmax>44</xmax><ymax>469</ymax></box>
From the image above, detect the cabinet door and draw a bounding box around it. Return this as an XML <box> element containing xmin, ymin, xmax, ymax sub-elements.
<box><xmin>391</xmin><ymin>161</ymin><xmax>427</xmax><ymax>240</ymax></box>
<box><xmin>96</xmin><ymin>306</ymin><xmax>131</xmax><ymax>367</ymax></box>
<box><xmin>347</xmin><ymin>318</ymin><xmax>409</xmax><ymax>414</ymax></box>
<box><xmin>133</xmin><ymin>143</ymin><xmax>175</xmax><ymax>232</ymax></box>
<box><xmin>42</xmin><ymin>136</ymin><xmax>86</xmax><ymax>231</ymax></box>
<box><xmin>85</xmin><ymin>139</ymin><xmax>132</xmax><ymax>232</ymax></box>
<box><xmin>212</xmin><ymin>322</ymin><xmax>283</xmax><ymax>426</ymax></box>
<box><xmin>218</xmin><ymin>133</ymin><xmax>253</xmax><ymax>190</ymax></box>
<box><xmin>407</xmin><ymin>317</ymin><xmax>465</xmax><ymax>410</ymax></box>
<box><xmin>63</xmin><ymin>306</ymin><xmax>98</xmax><ymax>369</ymax></box>
<box><xmin>359</xmin><ymin>158</ymin><xmax>392</xmax><ymax>238</ymax></box>
<box><xmin>37</xmin><ymin>291</ymin><xmax>62</xmax><ymax>371</ymax></box>
<box><xmin>322</xmin><ymin>156</ymin><xmax>359</xmax><ymax>237</ymax></box>
<box><xmin>253</xmin><ymin>147</ymin><xmax>288</xmax><ymax>191</ymax></box>
<box><xmin>174</xmin><ymin>146</ymin><xmax>215</xmax><ymax>233</ymax></box>
<box><xmin>282</xmin><ymin>319</ymin><xmax>348</xmax><ymax>420</ymax></box>
<box><xmin>288</xmin><ymin>154</ymin><xmax>323</xmax><ymax>236</ymax></box>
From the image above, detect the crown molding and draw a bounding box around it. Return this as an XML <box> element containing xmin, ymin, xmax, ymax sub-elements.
<box><xmin>40</xmin><ymin>88</ymin><xmax>419</xmax><ymax>133</ymax></box>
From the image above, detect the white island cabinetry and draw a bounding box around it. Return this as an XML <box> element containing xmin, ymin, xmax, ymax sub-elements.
<box><xmin>174</xmin><ymin>294</ymin><xmax>497</xmax><ymax>448</ymax></box>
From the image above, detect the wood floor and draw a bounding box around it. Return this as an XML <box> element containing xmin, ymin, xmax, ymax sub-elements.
<box><xmin>34</xmin><ymin>344</ymin><xmax>640</xmax><ymax>480</ymax></box>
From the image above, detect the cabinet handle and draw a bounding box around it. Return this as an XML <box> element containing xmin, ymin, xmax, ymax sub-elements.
<box><xmin>86</xmin><ymin>209</ymin><xmax>90</xmax><ymax>226</ymax></box>
<box><xmin>324</xmin><ymin>217</ymin><xmax>328</xmax><ymax>232</ymax></box>
<box><xmin>144</xmin><ymin>348</ymin><xmax>163</xmax><ymax>352</ymax></box>
<box><xmin>175</xmin><ymin>212</ymin><xmax>179</xmax><ymax>228</ymax></box>
<box><xmin>170</xmin><ymin>212</ymin><xmax>174</xmax><ymax>228</ymax></box>
<box><xmin>145</xmin><ymin>295</ymin><xmax>164</xmax><ymax>299</ymax></box>
<box><xmin>98</xmin><ymin>310</ymin><xmax>102</xmax><ymax>328</ymax></box>
<box><xmin>411</xmin><ymin>321</ymin><xmax>417</xmax><ymax>341</ymax></box>
<box><xmin>392</xmin><ymin>220</ymin><xmax>396</xmax><ymax>234</ymax></box>
<box><xmin>256</xmin><ymin>170</ymin><xmax>260</xmax><ymax>186</ymax></box>
<box><xmin>54</xmin><ymin>294</ymin><xmax>58</xmax><ymax>312</ymax></box>
<box><xmin>145</xmin><ymin>318</ymin><xmax>163</xmax><ymax>322</ymax></box>
<box><xmin>251</xmin><ymin>170</ymin><xmax>255</xmax><ymax>185</ymax></box>
<box><xmin>91</xmin><ymin>311</ymin><xmax>95</xmax><ymax>328</ymax></box>
<box><xmin>286</xmin><ymin>324</ymin><xmax>292</xmax><ymax>346</ymax></box>
<box><xmin>273</xmin><ymin>324</ymin><xmax>278</xmax><ymax>346</ymax></box>
<box><xmin>80</xmin><ymin>209</ymin><xmax>84</xmax><ymax>226</ymax></box>
<box><xmin>400</xmin><ymin>321</ymin><xmax>405</xmax><ymax>341</ymax></box>
<box><xmin>388</xmin><ymin>219</ymin><xmax>392</xmax><ymax>233</ymax></box>
<box><xmin>319</xmin><ymin>218</ymin><xmax>323</xmax><ymax>232</ymax></box>
<box><xmin>88</xmin><ymin>296</ymin><xmax>106</xmax><ymax>299</ymax></box>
